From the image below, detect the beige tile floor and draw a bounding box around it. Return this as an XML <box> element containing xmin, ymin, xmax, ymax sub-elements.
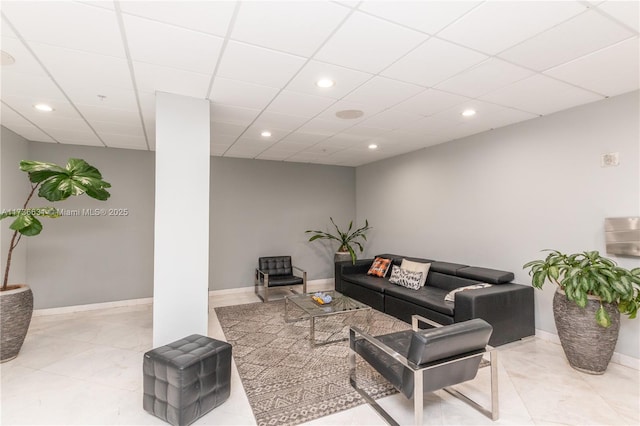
<box><xmin>1</xmin><ymin>288</ymin><xmax>638</xmax><ymax>426</ymax></box>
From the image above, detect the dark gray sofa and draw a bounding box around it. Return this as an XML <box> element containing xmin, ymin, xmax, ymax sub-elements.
<box><xmin>335</xmin><ymin>253</ymin><xmax>535</xmax><ymax>346</ymax></box>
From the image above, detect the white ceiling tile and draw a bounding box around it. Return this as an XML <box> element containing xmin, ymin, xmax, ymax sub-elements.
<box><xmin>269</xmin><ymin>141</ymin><xmax>312</xmax><ymax>153</ymax></box>
<box><xmin>120</xmin><ymin>1</ymin><xmax>235</xmax><ymax>36</ymax></box>
<box><xmin>2</xmin><ymin>1</ymin><xmax>125</xmax><ymax>57</ymax></box>
<box><xmin>210</xmin><ymin>134</ymin><xmax>238</xmax><ymax>147</ymax></box>
<box><xmin>423</xmin><ymin>99</ymin><xmax>508</xmax><ymax>124</ymax></box>
<box><xmin>359</xmin><ymin>1</ymin><xmax>481</xmax><ymax>34</ymax></box>
<box><xmin>266</xmin><ymin>90</ymin><xmax>335</xmax><ymax>117</ymax></box>
<box><xmin>244</xmin><ymin>125</ymin><xmax>290</xmax><ymax>142</ymax></box>
<box><xmin>210</xmin><ymin>103</ymin><xmax>261</xmax><ymax>125</ymax></box>
<box><xmin>437</xmin><ymin>1</ymin><xmax>587</xmax><ymax>55</ymax></box>
<box><xmin>0</xmin><ymin>37</ymin><xmax>48</xmax><ymax>78</ymax></box>
<box><xmin>343</xmin><ymin>76</ymin><xmax>425</xmax><ymax>109</ymax></box>
<box><xmin>597</xmin><ymin>1</ymin><xmax>640</xmax><ymax>32</ymax></box>
<box><xmin>544</xmin><ymin>37</ymin><xmax>640</xmax><ymax>97</ymax></box>
<box><xmin>232</xmin><ymin>1</ymin><xmax>349</xmax><ymax>56</ymax></box>
<box><xmin>210</xmin><ymin>77</ymin><xmax>279</xmax><ymax>110</ymax></box>
<box><xmin>499</xmin><ymin>10</ymin><xmax>635</xmax><ymax>71</ymax></box>
<box><xmin>5</xmin><ymin>125</ymin><xmax>57</xmax><ymax>143</ymax></box>
<box><xmin>46</xmin><ymin>127</ymin><xmax>103</xmax><ymax>146</ymax></box>
<box><xmin>78</xmin><ymin>2</ymin><xmax>115</xmax><ymax>11</ymax></box>
<box><xmin>381</xmin><ymin>38</ymin><xmax>487</xmax><ymax>87</ymax></box>
<box><xmin>30</xmin><ymin>43</ymin><xmax>133</xmax><ymax>91</ymax></box>
<box><xmin>256</xmin><ymin>151</ymin><xmax>291</xmax><ymax>161</ymax></box>
<box><xmin>341</xmin><ymin>126</ymin><xmax>389</xmax><ymax>138</ymax></box>
<box><xmin>480</xmin><ymin>74</ymin><xmax>603</xmax><ymax>115</ymax></box>
<box><xmin>225</xmin><ymin>138</ymin><xmax>268</xmax><ymax>157</ymax></box>
<box><xmin>321</xmin><ymin>134</ymin><xmax>369</xmax><ymax>148</ymax></box>
<box><xmin>315</xmin><ymin>11</ymin><xmax>428</xmax><ymax>73</ymax></box>
<box><xmin>285</xmin><ymin>60</ymin><xmax>373</xmax><ymax>99</ymax></box>
<box><xmin>211</xmin><ymin>143</ymin><xmax>232</xmax><ymax>156</ymax></box>
<box><xmin>2</xmin><ymin>94</ymin><xmax>82</xmax><ymax>122</ymax></box>
<box><xmin>90</xmin><ymin>120</ymin><xmax>144</xmax><ymax>137</ymax></box>
<box><xmin>101</xmin><ymin>133</ymin><xmax>148</xmax><ymax>150</ymax></box>
<box><xmin>297</xmin><ymin>117</ymin><xmax>353</xmax><ymax>135</ymax></box>
<box><xmin>360</xmin><ymin>109</ymin><xmax>423</xmax><ymax>130</ymax></box>
<box><xmin>211</xmin><ymin>122</ymin><xmax>247</xmax><ymax>138</ymax></box>
<box><xmin>65</xmin><ymin>85</ymin><xmax>138</xmax><ymax>112</ymax></box>
<box><xmin>77</xmin><ymin>104</ymin><xmax>141</xmax><ymax>125</ymax></box>
<box><xmin>1</xmin><ymin>72</ymin><xmax>66</xmax><ymax>100</ymax></box>
<box><xmin>251</xmin><ymin>111</ymin><xmax>309</xmax><ymax>132</ymax></box>
<box><xmin>402</xmin><ymin>115</ymin><xmax>461</xmax><ymax>135</ymax></box>
<box><xmin>435</xmin><ymin>59</ymin><xmax>535</xmax><ymax>98</ymax></box>
<box><xmin>216</xmin><ymin>41</ymin><xmax>307</xmax><ymax>88</ymax></box>
<box><xmin>124</xmin><ymin>15</ymin><xmax>223</xmax><ymax>74</ymax></box>
<box><xmin>279</xmin><ymin>132</ymin><xmax>327</xmax><ymax>145</ymax></box>
<box><xmin>304</xmin><ymin>143</ymin><xmax>344</xmax><ymax>155</ymax></box>
<box><xmin>134</xmin><ymin>62</ymin><xmax>209</xmax><ymax>98</ymax></box>
<box><xmin>223</xmin><ymin>151</ymin><xmax>256</xmax><ymax>159</ymax></box>
<box><xmin>394</xmin><ymin>89</ymin><xmax>470</xmax><ymax>117</ymax></box>
<box><xmin>1</xmin><ymin>104</ymin><xmax>32</xmax><ymax>127</ymax></box>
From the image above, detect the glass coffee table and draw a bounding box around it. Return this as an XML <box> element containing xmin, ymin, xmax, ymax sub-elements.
<box><xmin>284</xmin><ymin>290</ymin><xmax>372</xmax><ymax>347</ymax></box>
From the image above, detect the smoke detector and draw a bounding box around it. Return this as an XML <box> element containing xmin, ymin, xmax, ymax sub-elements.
<box><xmin>336</xmin><ymin>109</ymin><xmax>363</xmax><ymax>120</ymax></box>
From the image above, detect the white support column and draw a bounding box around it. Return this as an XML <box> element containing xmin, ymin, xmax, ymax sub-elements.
<box><xmin>153</xmin><ymin>92</ymin><xmax>210</xmax><ymax>347</ymax></box>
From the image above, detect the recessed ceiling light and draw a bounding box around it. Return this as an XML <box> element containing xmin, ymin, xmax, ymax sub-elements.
<box><xmin>336</xmin><ymin>109</ymin><xmax>363</xmax><ymax>120</ymax></box>
<box><xmin>462</xmin><ymin>109</ymin><xmax>476</xmax><ymax>117</ymax></box>
<box><xmin>260</xmin><ymin>130</ymin><xmax>272</xmax><ymax>138</ymax></box>
<box><xmin>316</xmin><ymin>78</ymin><xmax>335</xmax><ymax>88</ymax></box>
<box><xmin>1</xmin><ymin>50</ymin><xmax>15</xmax><ymax>66</ymax></box>
<box><xmin>34</xmin><ymin>103</ymin><xmax>54</xmax><ymax>112</ymax></box>
<box><xmin>368</xmin><ymin>144</ymin><xmax>378</xmax><ymax>150</ymax></box>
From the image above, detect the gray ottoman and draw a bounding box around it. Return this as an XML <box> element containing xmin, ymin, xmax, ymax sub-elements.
<box><xmin>143</xmin><ymin>334</ymin><xmax>232</xmax><ymax>426</ymax></box>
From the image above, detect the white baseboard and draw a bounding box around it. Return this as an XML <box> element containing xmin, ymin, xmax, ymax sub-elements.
<box><xmin>208</xmin><ymin>278</ymin><xmax>335</xmax><ymax>297</ymax></box>
<box><xmin>536</xmin><ymin>328</ymin><xmax>639</xmax><ymax>370</ymax></box>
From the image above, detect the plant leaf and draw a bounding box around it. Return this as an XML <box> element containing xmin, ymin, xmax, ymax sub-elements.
<box><xmin>9</xmin><ymin>214</ymin><xmax>43</xmax><ymax>236</ymax></box>
<box><xmin>596</xmin><ymin>305</ymin><xmax>612</xmax><ymax>328</ymax></box>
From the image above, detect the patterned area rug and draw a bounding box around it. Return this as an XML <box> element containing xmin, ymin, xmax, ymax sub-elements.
<box><xmin>214</xmin><ymin>300</ymin><xmax>411</xmax><ymax>426</ymax></box>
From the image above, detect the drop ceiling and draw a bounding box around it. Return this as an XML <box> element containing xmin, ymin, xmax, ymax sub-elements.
<box><xmin>1</xmin><ymin>1</ymin><xmax>638</xmax><ymax>167</ymax></box>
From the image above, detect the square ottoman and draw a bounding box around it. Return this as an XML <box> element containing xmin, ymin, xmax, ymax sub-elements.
<box><xmin>143</xmin><ymin>334</ymin><xmax>232</xmax><ymax>426</ymax></box>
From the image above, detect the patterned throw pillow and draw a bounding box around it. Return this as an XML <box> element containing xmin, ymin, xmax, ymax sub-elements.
<box><xmin>389</xmin><ymin>265</ymin><xmax>423</xmax><ymax>290</ymax></box>
<box><xmin>400</xmin><ymin>259</ymin><xmax>431</xmax><ymax>287</ymax></box>
<box><xmin>367</xmin><ymin>257</ymin><xmax>392</xmax><ymax>277</ymax></box>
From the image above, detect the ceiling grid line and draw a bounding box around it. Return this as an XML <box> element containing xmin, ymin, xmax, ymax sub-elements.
<box><xmin>205</xmin><ymin>1</ymin><xmax>242</xmax><ymax>100</ymax></box>
<box><xmin>1</xmin><ymin>100</ymin><xmax>62</xmax><ymax>144</ymax></box>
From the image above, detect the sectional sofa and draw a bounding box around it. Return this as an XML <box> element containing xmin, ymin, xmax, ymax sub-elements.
<box><xmin>335</xmin><ymin>253</ymin><xmax>535</xmax><ymax>346</ymax></box>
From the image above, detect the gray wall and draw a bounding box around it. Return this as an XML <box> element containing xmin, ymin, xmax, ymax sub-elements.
<box><xmin>355</xmin><ymin>91</ymin><xmax>640</xmax><ymax>359</ymax></box>
<box><xmin>1</xmin><ymin>128</ymin><xmax>30</xmax><ymax>286</ymax></box>
<box><xmin>24</xmin><ymin>142</ymin><xmax>156</xmax><ymax>309</ymax></box>
<box><xmin>210</xmin><ymin>157</ymin><xmax>355</xmax><ymax>289</ymax></box>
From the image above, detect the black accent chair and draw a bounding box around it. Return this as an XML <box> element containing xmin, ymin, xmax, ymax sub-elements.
<box><xmin>255</xmin><ymin>256</ymin><xmax>307</xmax><ymax>302</ymax></box>
<box><xmin>349</xmin><ymin>316</ymin><xmax>498</xmax><ymax>425</ymax></box>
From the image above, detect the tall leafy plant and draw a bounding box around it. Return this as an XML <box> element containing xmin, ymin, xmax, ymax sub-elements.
<box><xmin>1</xmin><ymin>159</ymin><xmax>111</xmax><ymax>290</ymax></box>
<box><xmin>523</xmin><ymin>250</ymin><xmax>640</xmax><ymax>327</ymax></box>
<box><xmin>306</xmin><ymin>217</ymin><xmax>371</xmax><ymax>264</ymax></box>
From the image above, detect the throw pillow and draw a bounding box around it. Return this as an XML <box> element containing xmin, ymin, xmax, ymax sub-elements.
<box><xmin>389</xmin><ymin>265</ymin><xmax>423</xmax><ymax>290</ymax></box>
<box><xmin>400</xmin><ymin>259</ymin><xmax>431</xmax><ymax>287</ymax></box>
<box><xmin>367</xmin><ymin>257</ymin><xmax>392</xmax><ymax>277</ymax></box>
<box><xmin>444</xmin><ymin>283</ymin><xmax>493</xmax><ymax>302</ymax></box>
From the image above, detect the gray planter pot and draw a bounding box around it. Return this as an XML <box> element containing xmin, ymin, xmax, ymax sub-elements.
<box><xmin>334</xmin><ymin>252</ymin><xmax>351</xmax><ymax>264</ymax></box>
<box><xmin>1</xmin><ymin>284</ymin><xmax>33</xmax><ymax>362</ymax></box>
<box><xmin>553</xmin><ymin>289</ymin><xmax>619</xmax><ymax>375</ymax></box>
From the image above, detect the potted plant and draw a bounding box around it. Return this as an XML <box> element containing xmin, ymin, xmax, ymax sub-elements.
<box><xmin>0</xmin><ymin>159</ymin><xmax>111</xmax><ymax>362</ymax></box>
<box><xmin>523</xmin><ymin>249</ymin><xmax>640</xmax><ymax>374</ymax></box>
<box><xmin>306</xmin><ymin>217</ymin><xmax>371</xmax><ymax>264</ymax></box>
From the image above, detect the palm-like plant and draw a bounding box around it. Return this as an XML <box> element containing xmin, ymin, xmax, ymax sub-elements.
<box><xmin>1</xmin><ymin>158</ymin><xmax>111</xmax><ymax>290</ymax></box>
<box><xmin>523</xmin><ymin>250</ymin><xmax>640</xmax><ymax>327</ymax></box>
<box><xmin>306</xmin><ymin>217</ymin><xmax>371</xmax><ymax>264</ymax></box>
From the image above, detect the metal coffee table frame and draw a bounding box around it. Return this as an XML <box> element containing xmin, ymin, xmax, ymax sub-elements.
<box><xmin>284</xmin><ymin>290</ymin><xmax>372</xmax><ymax>347</ymax></box>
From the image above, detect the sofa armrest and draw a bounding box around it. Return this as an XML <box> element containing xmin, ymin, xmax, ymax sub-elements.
<box><xmin>454</xmin><ymin>284</ymin><xmax>535</xmax><ymax>346</ymax></box>
<box><xmin>335</xmin><ymin>259</ymin><xmax>373</xmax><ymax>292</ymax></box>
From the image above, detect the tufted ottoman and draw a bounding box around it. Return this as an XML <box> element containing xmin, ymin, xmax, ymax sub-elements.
<box><xmin>143</xmin><ymin>334</ymin><xmax>232</xmax><ymax>426</ymax></box>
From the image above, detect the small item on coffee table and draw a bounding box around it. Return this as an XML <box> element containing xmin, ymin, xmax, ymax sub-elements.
<box><xmin>312</xmin><ymin>292</ymin><xmax>332</xmax><ymax>304</ymax></box>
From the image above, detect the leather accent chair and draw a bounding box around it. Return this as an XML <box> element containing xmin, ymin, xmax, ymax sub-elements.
<box><xmin>255</xmin><ymin>256</ymin><xmax>307</xmax><ymax>302</ymax></box>
<box><xmin>349</xmin><ymin>316</ymin><xmax>498</xmax><ymax>425</ymax></box>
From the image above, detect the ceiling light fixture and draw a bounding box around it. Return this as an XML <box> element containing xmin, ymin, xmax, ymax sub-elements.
<box><xmin>316</xmin><ymin>78</ymin><xmax>335</xmax><ymax>88</ymax></box>
<box><xmin>1</xmin><ymin>50</ymin><xmax>15</xmax><ymax>66</ymax></box>
<box><xmin>368</xmin><ymin>144</ymin><xmax>378</xmax><ymax>150</ymax></box>
<box><xmin>260</xmin><ymin>130</ymin><xmax>272</xmax><ymax>138</ymax></box>
<box><xmin>336</xmin><ymin>109</ymin><xmax>364</xmax><ymax>120</ymax></box>
<box><xmin>34</xmin><ymin>103</ymin><xmax>54</xmax><ymax>112</ymax></box>
<box><xmin>462</xmin><ymin>109</ymin><xmax>476</xmax><ymax>117</ymax></box>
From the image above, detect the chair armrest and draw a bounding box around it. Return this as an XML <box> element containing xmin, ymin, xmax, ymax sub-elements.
<box><xmin>256</xmin><ymin>268</ymin><xmax>269</xmax><ymax>279</ymax></box>
<box><xmin>292</xmin><ymin>265</ymin><xmax>306</xmax><ymax>274</ymax></box>
<box><xmin>349</xmin><ymin>326</ymin><xmax>415</xmax><ymax>369</ymax></box>
<box><xmin>411</xmin><ymin>315</ymin><xmax>443</xmax><ymax>331</ymax></box>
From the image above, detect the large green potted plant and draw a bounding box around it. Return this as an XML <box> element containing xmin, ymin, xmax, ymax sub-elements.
<box><xmin>523</xmin><ymin>249</ymin><xmax>640</xmax><ymax>374</ymax></box>
<box><xmin>306</xmin><ymin>217</ymin><xmax>371</xmax><ymax>264</ymax></box>
<box><xmin>0</xmin><ymin>159</ymin><xmax>111</xmax><ymax>362</ymax></box>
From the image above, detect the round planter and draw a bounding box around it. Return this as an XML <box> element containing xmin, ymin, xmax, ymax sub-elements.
<box><xmin>1</xmin><ymin>284</ymin><xmax>33</xmax><ymax>362</ymax></box>
<box><xmin>553</xmin><ymin>289</ymin><xmax>619</xmax><ymax>375</ymax></box>
<box><xmin>334</xmin><ymin>252</ymin><xmax>351</xmax><ymax>264</ymax></box>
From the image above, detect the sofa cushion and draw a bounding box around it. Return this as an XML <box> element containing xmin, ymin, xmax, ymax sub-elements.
<box><xmin>375</xmin><ymin>254</ymin><xmax>434</xmax><ymax>267</ymax></box>
<box><xmin>426</xmin><ymin>271</ymin><xmax>484</xmax><ymax>292</ymax></box>
<box><xmin>429</xmin><ymin>261</ymin><xmax>469</xmax><ymax>275</ymax></box>
<box><xmin>342</xmin><ymin>273</ymin><xmax>397</xmax><ymax>293</ymax></box>
<box><xmin>401</xmin><ymin>259</ymin><xmax>431</xmax><ymax>287</ymax></box>
<box><xmin>367</xmin><ymin>257</ymin><xmax>392</xmax><ymax>277</ymax></box>
<box><xmin>385</xmin><ymin>285</ymin><xmax>454</xmax><ymax>316</ymax></box>
<box><xmin>457</xmin><ymin>266</ymin><xmax>514</xmax><ymax>284</ymax></box>
<box><xmin>388</xmin><ymin>265</ymin><xmax>423</xmax><ymax>290</ymax></box>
